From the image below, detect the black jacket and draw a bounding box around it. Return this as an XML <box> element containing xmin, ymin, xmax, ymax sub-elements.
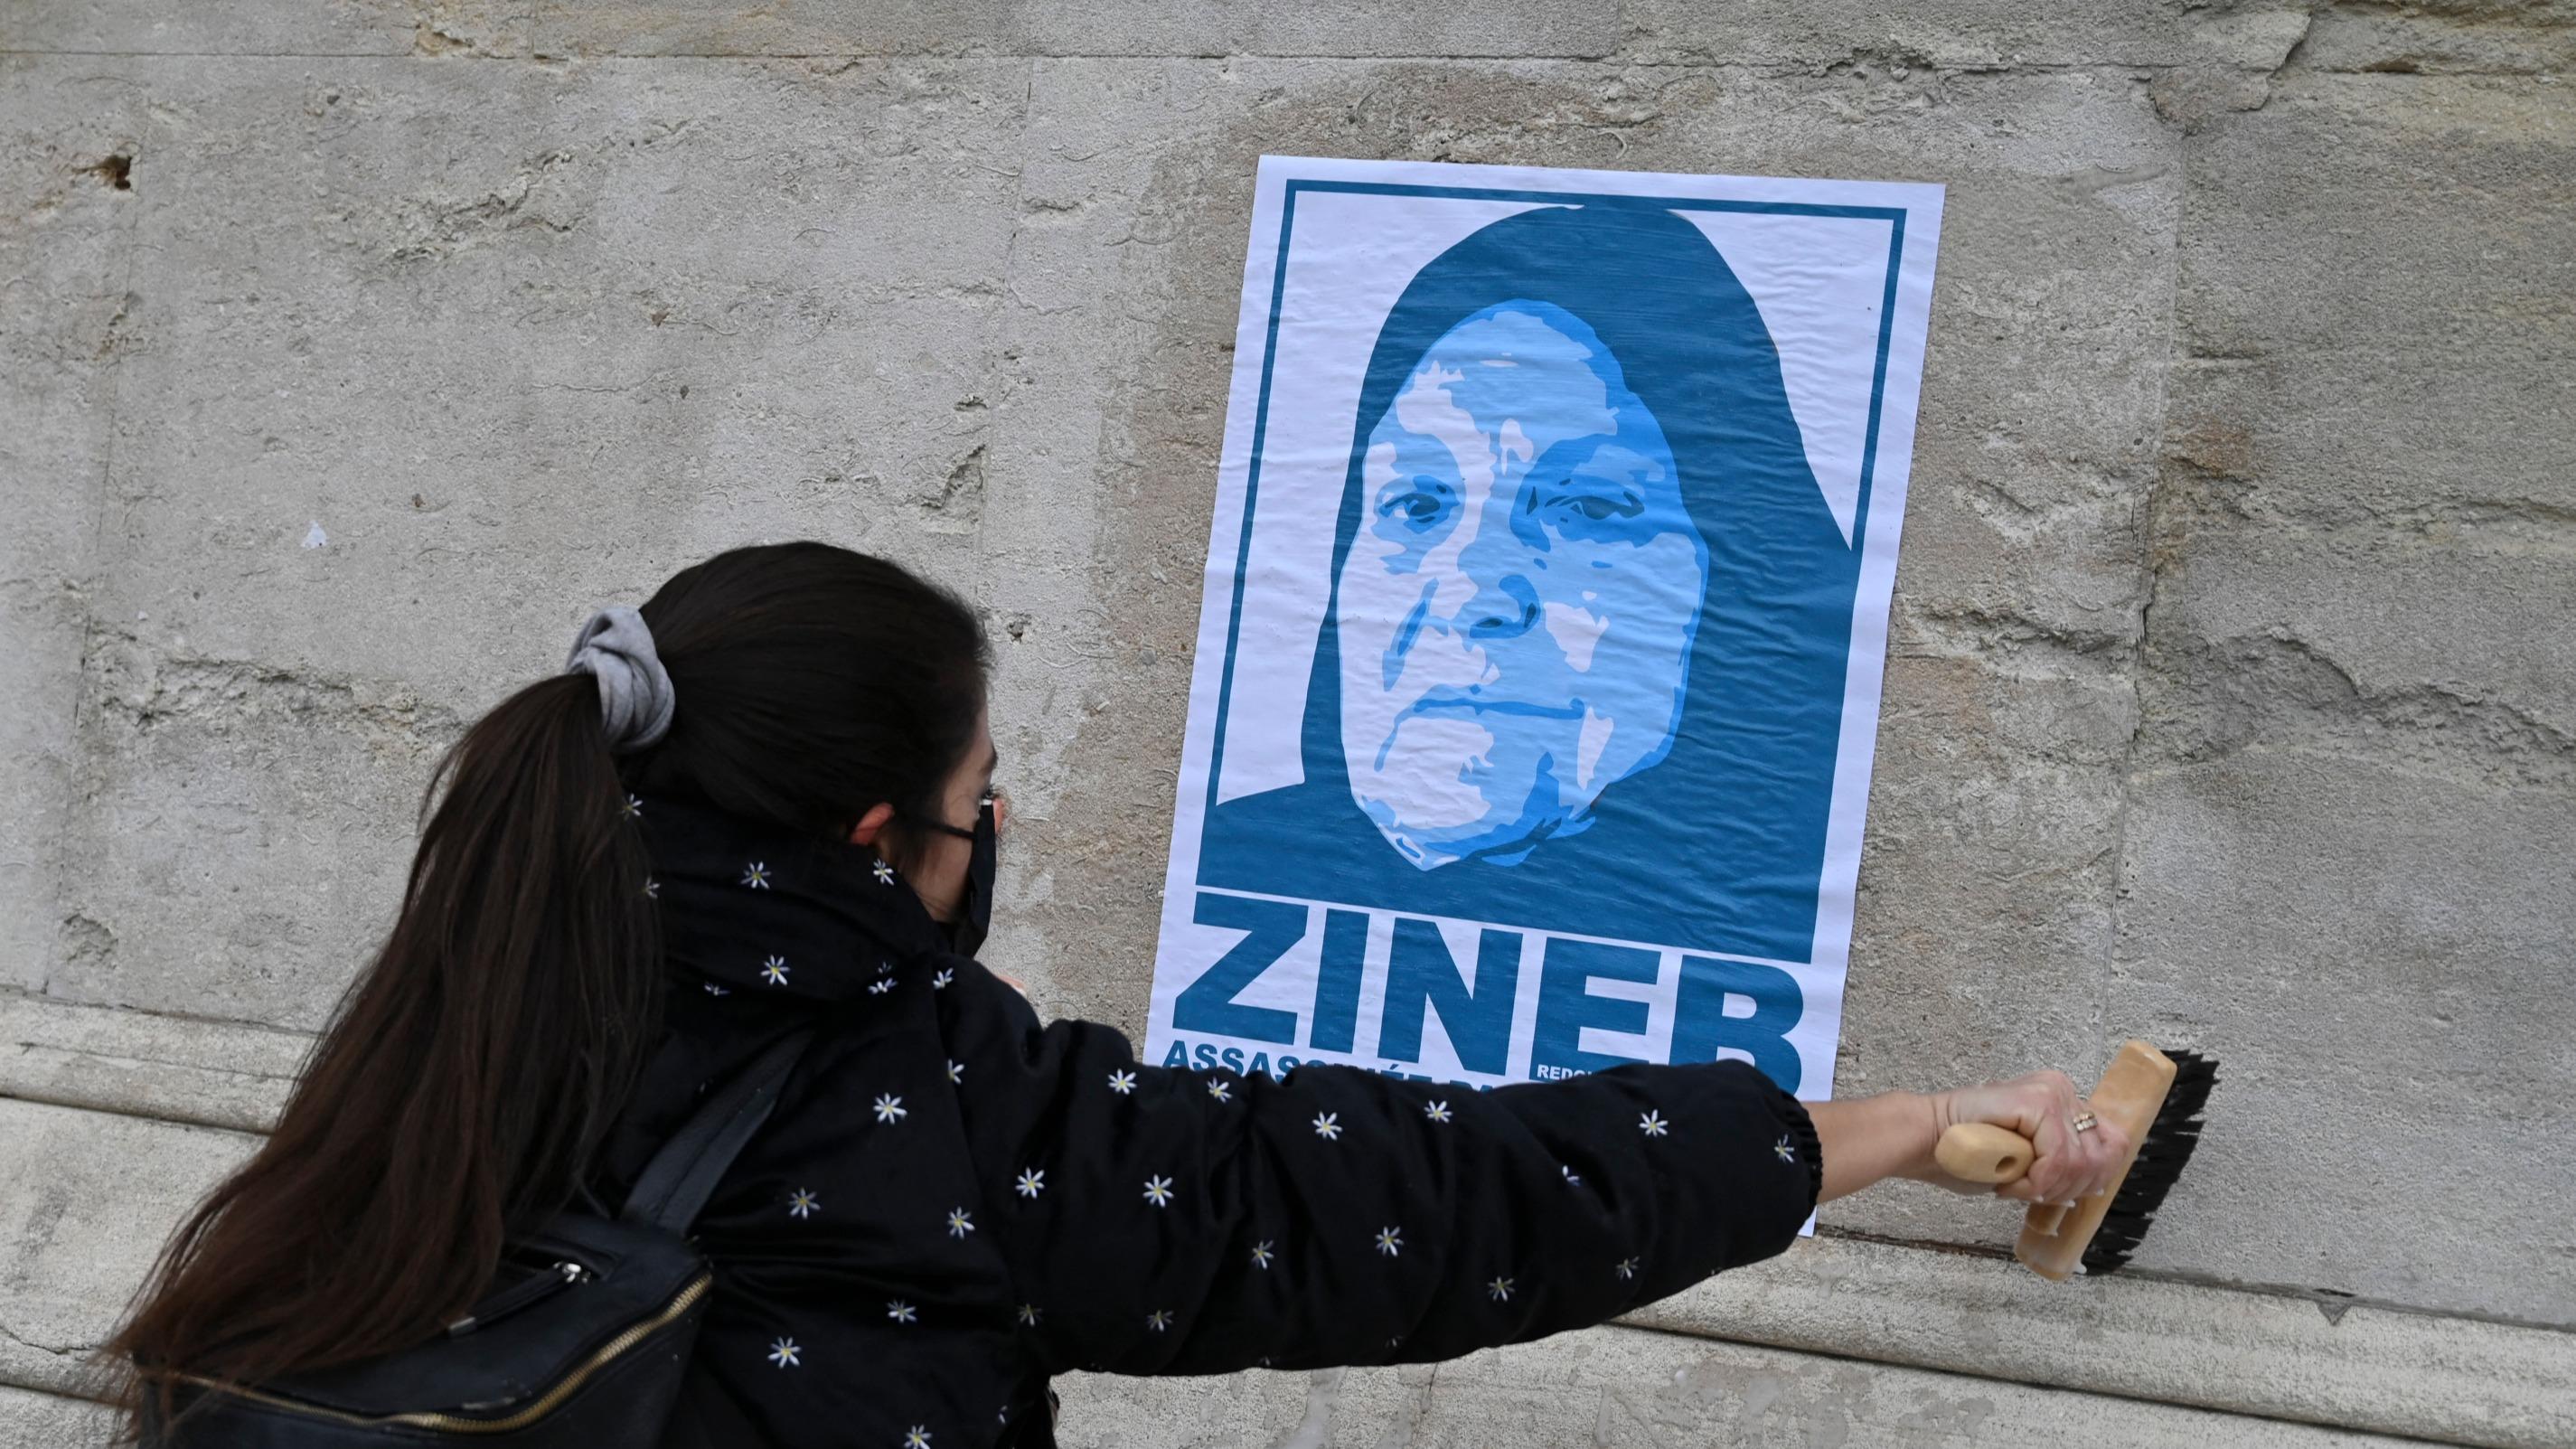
<box><xmin>590</xmin><ymin>790</ymin><xmax>1821</xmax><ymax>1449</ymax></box>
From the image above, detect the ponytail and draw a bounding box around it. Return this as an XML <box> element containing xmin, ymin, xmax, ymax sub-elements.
<box><xmin>105</xmin><ymin>667</ymin><xmax>663</xmax><ymax>1434</ymax></box>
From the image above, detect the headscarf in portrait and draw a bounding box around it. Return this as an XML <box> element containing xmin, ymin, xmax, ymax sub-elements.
<box><xmin>1199</xmin><ymin>202</ymin><xmax>1859</xmax><ymax>964</ymax></box>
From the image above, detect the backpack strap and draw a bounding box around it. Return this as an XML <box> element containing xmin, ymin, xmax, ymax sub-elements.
<box><xmin>620</xmin><ymin>1029</ymin><xmax>815</xmax><ymax>1233</ymax></box>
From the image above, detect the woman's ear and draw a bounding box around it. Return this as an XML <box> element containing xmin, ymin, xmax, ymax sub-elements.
<box><xmin>848</xmin><ymin>803</ymin><xmax>897</xmax><ymax>849</ymax></box>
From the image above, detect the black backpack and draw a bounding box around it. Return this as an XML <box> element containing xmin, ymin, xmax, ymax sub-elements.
<box><xmin>145</xmin><ymin>1030</ymin><xmax>813</xmax><ymax>1446</ymax></box>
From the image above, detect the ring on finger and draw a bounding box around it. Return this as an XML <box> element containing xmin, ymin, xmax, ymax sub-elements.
<box><xmin>2071</xmin><ymin>1111</ymin><xmax>2099</xmax><ymax>1134</ymax></box>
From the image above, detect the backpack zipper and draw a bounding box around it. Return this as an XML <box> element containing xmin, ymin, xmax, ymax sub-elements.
<box><xmin>447</xmin><ymin>1259</ymin><xmax>593</xmax><ymax>1338</ymax></box>
<box><xmin>176</xmin><ymin>1270</ymin><xmax>711</xmax><ymax>1435</ymax></box>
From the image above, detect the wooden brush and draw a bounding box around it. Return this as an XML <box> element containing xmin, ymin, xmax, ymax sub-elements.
<box><xmin>1931</xmin><ymin>1039</ymin><xmax>2218</xmax><ymax>1279</ymax></box>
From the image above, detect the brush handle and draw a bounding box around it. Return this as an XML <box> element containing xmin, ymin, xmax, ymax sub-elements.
<box><xmin>1933</xmin><ymin>1123</ymin><xmax>2036</xmax><ymax>1184</ymax></box>
<box><xmin>2015</xmin><ymin>1040</ymin><xmax>2178</xmax><ymax>1281</ymax></box>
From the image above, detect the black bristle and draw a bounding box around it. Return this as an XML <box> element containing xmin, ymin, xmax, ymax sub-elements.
<box><xmin>2082</xmin><ymin>1050</ymin><xmax>2218</xmax><ymax>1275</ymax></box>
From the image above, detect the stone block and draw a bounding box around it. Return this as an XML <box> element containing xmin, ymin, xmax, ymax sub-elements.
<box><xmin>0</xmin><ymin>61</ymin><xmax>143</xmax><ymax>993</ymax></box>
<box><xmin>45</xmin><ymin>633</ymin><xmax>468</xmax><ymax>1026</ymax></box>
<box><xmin>2152</xmin><ymin>71</ymin><xmax>2576</xmax><ymax>741</ymax></box>
<box><xmin>0</xmin><ymin>993</ymin><xmax>305</xmax><ymax>1133</ymax></box>
<box><xmin>0</xmin><ymin>1386</ymin><xmax>113</xmax><ymax>1449</ymax></box>
<box><xmin>2147</xmin><ymin>524</ymin><xmax>2576</xmax><ymax>742</ymax></box>
<box><xmin>2109</xmin><ymin>750</ymin><xmax>2576</xmax><ymax>1323</ymax></box>
<box><xmin>542</xmin><ymin>0</ymin><xmax>1617</xmax><ymax>60</ymax></box>
<box><xmin>2166</xmin><ymin>74</ymin><xmax>2576</xmax><ymax>518</ymax></box>
<box><xmin>1612</xmin><ymin>0</ymin><xmax>2196</xmax><ymax>69</ymax></box>
<box><xmin>2299</xmin><ymin>4</ymin><xmax>2576</xmax><ymax>76</ymax></box>
<box><xmin>0</xmin><ymin>1099</ymin><xmax>257</xmax><ymax>1399</ymax></box>
<box><xmin>1631</xmin><ymin>1233</ymin><xmax>2576</xmax><ymax>1448</ymax></box>
<box><xmin>1053</xmin><ymin>1314</ymin><xmax>2458</xmax><ymax>1447</ymax></box>
<box><xmin>0</xmin><ymin>0</ymin><xmax>528</xmax><ymax>57</ymax></box>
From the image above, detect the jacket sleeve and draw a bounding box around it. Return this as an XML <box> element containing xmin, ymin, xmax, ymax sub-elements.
<box><xmin>935</xmin><ymin>958</ymin><xmax>1821</xmax><ymax>1376</ymax></box>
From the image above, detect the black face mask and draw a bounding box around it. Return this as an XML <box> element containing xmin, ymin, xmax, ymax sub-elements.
<box><xmin>914</xmin><ymin>790</ymin><xmax>998</xmax><ymax>957</ymax></box>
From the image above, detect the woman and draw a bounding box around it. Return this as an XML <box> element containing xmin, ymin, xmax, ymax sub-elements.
<box><xmin>1199</xmin><ymin>203</ymin><xmax>1860</xmax><ymax>965</ymax></box>
<box><xmin>106</xmin><ymin>541</ymin><xmax>2127</xmax><ymax>1447</ymax></box>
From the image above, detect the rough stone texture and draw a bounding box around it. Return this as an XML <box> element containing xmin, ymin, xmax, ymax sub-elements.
<box><xmin>1612</xmin><ymin>0</ymin><xmax>2205</xmax><ymax>69</ymax></box>
<box><xmin>0</xmin><ymin>993</ymin><xmax>305</xmax><ymax>1133</ymax></box>
<box><xmin>0</xmin><ymin>1100</ymin><xmax>257</xmax><ymax>1400</ymax></box>
<box><xmin>16</xmin><ymin>53</ymin><xmax>1029</xmax><ymax>1027</ymax></box>
<box><xmin>0</xmin><ymin>1</ymin><xmax>531</xmax><ymax>57</ymax></box>
<box><xmin>1049</xmin><ymin>1329</ymin><xmax>2447</xmax><ymax>1448</ymax></box>
<box><xmin>0</xmin><ymin>62</ymin><xmax>139</xmax><ymax>996</ymax></box>
<box><xmin>544</xmin><ymin>1</ymin><xmax>1622</xmax><ymax>61</ymax></box>
<box><xmin>1632</xmin><ymin>1234</ymin><xmax>2576</xmax><ymax>1448</ymax></box>
<box><xmin>0</xmin><ymin>1387</ymin><xmax>110</xmax><ymax>1449</ymax></box>
<box><xmin>2109</xmin><ymin>71</ymin><xmax>2576</xmax><ymax>1322</ymax></box>
<box><xmin>3</xmin><ymin>3</ymin><xmax>2573</xmax><ymax>1443</ymax></box>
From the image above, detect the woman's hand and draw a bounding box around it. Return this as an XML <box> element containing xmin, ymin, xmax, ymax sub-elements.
<box><xmin>1913</xmin><ymin>1070</ymin><xmax>2131</xmax><ymax>1206</ymax></box>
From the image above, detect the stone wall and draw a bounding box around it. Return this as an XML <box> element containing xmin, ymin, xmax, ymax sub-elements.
<box><xmin>3</xmin><ymin>2</ymin><xmax>2570</xmax><ymax>1444</ymax></box>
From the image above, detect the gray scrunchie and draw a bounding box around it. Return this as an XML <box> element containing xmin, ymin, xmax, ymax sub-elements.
<box><xmin>563</xmin><ymin>605</ymin><xmax>675</xmax><ymax>752</ymax></box>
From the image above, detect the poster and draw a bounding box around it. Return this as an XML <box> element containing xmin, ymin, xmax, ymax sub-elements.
<box><xmin>1146</xmin><ymin>155</ymin><xmax>1942</xmax><ymax>1121</ymax></box>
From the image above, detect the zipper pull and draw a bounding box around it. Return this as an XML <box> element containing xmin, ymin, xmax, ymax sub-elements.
<box><xmin>446</xmin><ymin>1260</ymin><xmax>593</xmax><ymax>1337</ymax></box>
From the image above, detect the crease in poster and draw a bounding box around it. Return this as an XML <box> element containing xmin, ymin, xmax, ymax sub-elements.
<box><xmin>1147</xmin><ymin>156</ymin><xmax>1944</xmax><ymax>1155</ymax></box>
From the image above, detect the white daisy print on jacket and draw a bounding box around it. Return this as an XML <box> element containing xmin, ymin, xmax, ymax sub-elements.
<box><xmin>1423</xmin><ymin>1100</ymin><xmax>1452</xmax><ymax>1123</ymax></box>
<box><xmin>1107</xmin><ymin>1069</ymin><xmax>1138</xmax><ymax>1096</ymax></box>
<box><xmin>946</xmin><ymin>1059</ymin><xmax>964</xmax><ymax>1084</ymax></box>
<box><xmin>1774</xmin><ymin>1134</ymin><xmax>1798</xmax><ymax>1163</ymax></box>
<box><xmin>1375</xmin><ymin>1227</ymin><xmax>1403</xmax><ymax>1257</ymax></box>
<box><xmin>760</xmin><ymin>955</ymin><xmax>790</xmax><ymax>986</ymax></box>
<box><xmin>1017</xmin><ymin>1303</ymin><xmax>1041</xmax><ymax>1326</ymax></box>
<box><xmin>703</xmin><ymin>982</ymin><xmax>729</xmax><ymax>996</ymax></box>
<box><xmin>933</xmin><ymin>968</ymin><xmax>954</xmax><ymax>990</ymax></box>
<box><xmin>1615</xmin><ymin>1256</ymin><xmax>1640</xmax><ymax>1281</ymax></box>
<box><xmin>1145</xmin><ymin>1309</ymin><xmax>1173</xmax><ymax>1332</ymax></box>
<box><xmin>903</xmin><ymin>1427</ymin><xmax>931</xmax><ymax>1449</ymax></box>
<box><xmin>766</xmin><ymin>1337</ymin><xmax>800</xmax><ymax>1368</ymax></box>
<box><xmin>873</xmin><ymin>1094</ymin><xmax>907</xmax><ymax>1124</ymax></box>
<box><xmin>1206</xmin><ymin>1077</ymin><xmax>1233</xmax><ymax>1103</ymax></box>
<box><xmin>621</xmin><ymin>794</ymin><xmax>643</xmax><ymax>819</ymax></box>
<box><xmin>1487</xmin><ymin>1276</ymin><xmax>1514</xmax><ymax>1302</ymax></box>
<box><xmin>1560</xmin><ymin>1164</ymin><xmax>1583</xmax><ymax>1186</ymax></box>
<box><xmin>888</xmin><ymin>1300</ymin><xmax>917</xmax><ymax>1324</ymax></box>
<box><xmin>1015</xmin><ymin>1169</ymin><xmax>1046</xmax><ymax>1200</ymax></box>
<box><xmin>946</xmin><ymin>1208</ymin><xmax>975</xmax><ymax>1239</ymax></box>
<box><xmin>1142</xmin><ymin>1174</ymin><xmax>1175</xmax><ymax>1209</ymax></box>
<box><xmin>644</xmin><ymin>878</ymin><xmax>660</xmax><ymax>899</ymax></box>
<box><xmin>742</xmin><ymin>861</ymin><xmax>770</xmax><ymax>889</ymax></box>
<box><xmin>1250</xmin><ymin>1240</ymin><xmax>1274</xmax><ymax>1269</ymax></box>
<box><xmin>873</xmin><ymin>859</ymin><xmax>896</xmax><ymax>885</ymax></box>
<box><xmin>869</xmin><ymin>977</ymin><xmax>897</xmax><ymax>996</ymax></box>
<box><xmin>786</xmin><ymin>1189</ymin><xmax>820</xmax><ymax>1219</ymax></box>
<box><xmin>1639</xmin><ymin>1110</ymin><xmax>1669</xmax><ymax>1138</ymax></box>
<box><xmin>1312</xmin><ymin>1112</ymin><xmax>1342</xmax><ymax>1141</ymax></box>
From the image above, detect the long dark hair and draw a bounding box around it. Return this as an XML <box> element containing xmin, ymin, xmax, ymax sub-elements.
<box><xmin>100</xmin><ymin>541</ymin><xmax>990</xmax><ymax>1439</ymax></box>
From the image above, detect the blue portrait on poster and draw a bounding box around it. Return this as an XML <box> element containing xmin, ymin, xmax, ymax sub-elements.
<box><xmin>1197</xmin><ymin>202</ymin><xmax>1860</xmax><ymax>966</ymax></box>
<box><xmin>1150</xmin><ymin>158</ymin><xmax>1941</xmax><ymax>1106</ymax></box>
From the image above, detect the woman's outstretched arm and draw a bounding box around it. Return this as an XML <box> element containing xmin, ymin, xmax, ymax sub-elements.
<box><xmin>937</xmin><ymin>957</ymin><xmax>2130</xmax><ymax>1378</ymax></box>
